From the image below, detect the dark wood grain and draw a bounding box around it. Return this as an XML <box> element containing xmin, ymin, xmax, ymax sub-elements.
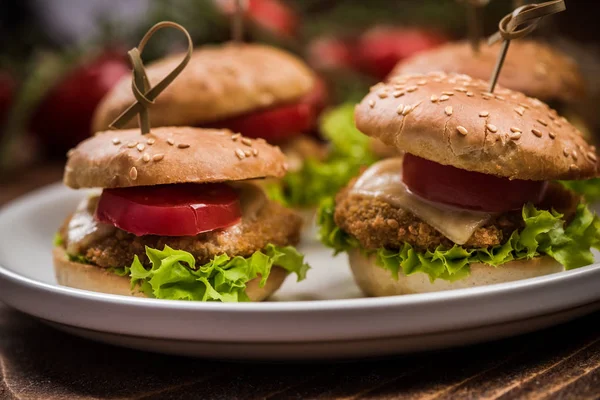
<box><xmin>0</xmin><ymin>164</ymin><xmax>599</xmax><ymax>400</ymax></box>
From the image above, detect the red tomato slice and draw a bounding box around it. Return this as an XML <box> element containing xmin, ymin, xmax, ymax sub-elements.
<box><xmin>95</xmin><ymin>183</ymin><xmax>242</xmax><ymax>236</ymax></box>
<box><xmin>208</xmin><ymin>102</ymin><xmax>315</xmax><ymax>142</ymax></box>
<box><xmin>402</xmin><ymin>153</ymin><xmax>548</xmax><ymax>212</ymax></box>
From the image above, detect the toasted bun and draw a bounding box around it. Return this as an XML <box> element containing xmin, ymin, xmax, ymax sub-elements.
<box><xmin>355</xmin><ymin>72</ymin><xmax>599</xmax><ymax>181</ymax></box>
<box><xmin>388</xmin><ymin>40</ymin><xmax>586</xmax><ymax>104</ymax></box>
<box><xmin>53</xmin><ymin>246</ymin><xmax>286</xmax><ymax>302</ymax></box>
<box><xmin>64</xmin><ymin>126</ymin><xmax>288</xmax><ymax>189</ymax></box>
<box><xmin>348</xmin><ymin>249</ymin><xmax>564</xmax><ymax>296</ymax></box>
<box><xmin>92</xmin><ymin>43</ymin><xmax>315</xmax><ymax>132</ymax></box>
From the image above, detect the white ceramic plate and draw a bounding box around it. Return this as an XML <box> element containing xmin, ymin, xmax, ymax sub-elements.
<box><xmin>1</xmin><ymin>183</ymin><xmax>600</xmax><ymax>360</ymax></box>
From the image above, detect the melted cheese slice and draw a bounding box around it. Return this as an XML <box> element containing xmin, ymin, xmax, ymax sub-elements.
<box><xmin>350</xmin><ymin>158</ymin><xmax>495</xmax><ymax>245</ymax></box>
<box><xmin>67</xmin><ymin>195</ymin><xmax>116</xmax><ymax>255</ymax></box>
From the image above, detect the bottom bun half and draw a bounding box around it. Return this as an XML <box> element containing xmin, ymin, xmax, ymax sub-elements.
<box><xmin>348</xmin><ymin>248</ymin><xmax>564</xmax><ymax>296</ymax></box>
<box><xmin>53</xmin><ymin>246</ymin><xmax>287</xmax><ymax>302</ymax></box>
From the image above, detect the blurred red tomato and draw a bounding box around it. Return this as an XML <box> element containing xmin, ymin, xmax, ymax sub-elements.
<box><xmin>306</xmin><ymin>36</ymin><xmax>357</xmax><ymax>71</ymax></box>
<box><xmin>0</xmin><ymin>72</ymin><xmax>15</xmax><ymax>129</ymax></box>
<box><xmin>355</xmin><ymin>26</ymin><xmax>448</xmax><ymax>80</ymax></box>
<box><xmin>248</xmin><ymin>0</ymin><xmax>298</xmax><ymax>38</ymax></box>
<box><xmin>215</xmin><ymin>0</ymin><xmax>299</xmax><ymax>38</ymax></box>
<box><xmin>29</xmin><ymin>49</ymin><xmax>129</xmax><ymax>157</ymax></box>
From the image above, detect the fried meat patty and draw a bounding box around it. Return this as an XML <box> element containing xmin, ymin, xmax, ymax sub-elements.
<box><xmin>334</xmin><ymin>181</ymin><xmax>580</xmax><ymax>251</ymax></box>
<box><xmin>60</xmin><ymin>198</ymin><xmax>302</xmax><ymax>268</ymax></box>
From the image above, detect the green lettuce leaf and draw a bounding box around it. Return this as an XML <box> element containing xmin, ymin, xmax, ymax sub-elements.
<box><xmin>268</xmin><ymin>103</ymin><xmax>377</xmax><ymax>207</ymax></box>
<box><xmin>126</xmin><ymin>244</ymin><xmax>309</xmax><ymax>302</ymax></box>
<box><xmin>318</xmin><ymin>198</ymin><xmax>600</xmax><ymax>283</ymax></box>
<box><xmin>559</xmin><ymin>179</ymin><xmax>600</xmax><ymax>203</ymax></box>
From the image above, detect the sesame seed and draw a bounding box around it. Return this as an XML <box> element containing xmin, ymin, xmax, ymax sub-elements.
<box><xmin>466</xmin><ymin>91</ymin><xmax>474</xmax><ymax>97</ymax></box>
<box><xmin>448</xmin><ymin>78</ymin><xmax>457</xmax><ymax>84</ymax></box>
<box><xmin>146</xmin><ymin>138</ymin><xmax>155</xmax><ymax>145</ymax></box>
<box><xmin>548</xmin><ymin>114</ymin><xmax>556</xmax><ymax>121</ymax></box>
<box><xmin>406</xmin><ymin>85</ymin><xmax>418</xmax><ymax>92</ymax></box>
<box><xmin>572</xmin><ymin>151</ymin><xmax>578</xmax><ymax>160</ymax></box>
<box><xmin>402</xmin><ymin>105</ymin><xmax>412</xmax><ymax>116</ymax></box>
<box><xmin>486</xmin><ymin>124</ymin><xmax>498</xmax><ymax>133</ymax></box>
<box><xmin>252</xmin><ymin>148</ymin><xmax>259</xmax><ymax>157</ymax></box>
<box><xmin>509</xmin><ymin>131</ymin><xmax>522</xmax><ymax>140</ymax></box>
<box><xmin>396</xmin><ymin>104</ymin><xmax>405</xmax><ymax>115</ymax></box>
<box><xmin>167</xmin><ymin>138</ymin><xmax>175</xmax><ymax>146</ymax></box>
<box><xmin>495</xmin><ymin>95</ymin><xmax>505</xmax><ymax>101</ymax></box>
<box><xmin>417</xmin><ymin>79</ymin><xmax>428</xmax><ymax>86</ymax></box>
<box><xmin>129</xmin><ymin>167</ymin><xmax>138</xmax><ymax>180</ymax></box>
<box><xmin>442</xmin><ymin>91</ymin><xmax>454</xmax><ymax>96</ymax></box>
<box><xmin>430</xmin><ymin>95</ymin><xmax>438</xmax><ymax>103</ymax></box>
<box><xmin>377</xmin><ymin>91</ymin><xmax>388</xmax><ymax>99</ymax></box>
<box><xmin>142</xmin><ymin>153</ymin><xmax>150</xmax><ymax>162</ymax></box>
<box><xmin>136</xmin><ymin>143</ymin><xmax>145</xmax><ymax>152</ymax></box>
<box><xmin>555</xmin><ymin>121</ymin><xmax>562</xmax><ymax>128</ymax></box>
<box><xmin>152</xmin><ymin>154</ymin><xmax>164</xmax><ymax>162</ymax></box>
<box><xmin>537</xmin><ymin>119</ymin><xmax>548</xmax><ymax>126</ymax></box>
<box><xmin>177</xmin><ymin>143</ymin><xmax>190</xmax><ymax>149</ymax></box>
<box><xmin>587</xmin><ymin>152</ymin><xmax>597</xmax><ymax>162</ymax></box>
<box><xmin>393</xmin><ymin>90</ymin><xmax>405</xmax><ymax>98</ymax></box>
<box><xmin>514</xmin><ymin>107</ymin><xmax>525</xmax><ymax>116</ymax></box>
<box><xmin>66</xmin><ymin>149</ymin><xmax>74</xmax><ymax>157</ymax></box>
<box><xmin>112</xmin><ymin>138</ymin><xmax>121</xmax><ymax>145</ymax></box>
<box><xmin>510</xmin><ymin>127</ymin><xmax>521</xmax><ymax>133</ymax></box>
<box><xmin>439</xmin><ymin>95</ymin><xmax>450</xmax><ymax>102</ymax></box>
<box><xmin>481</xmin><ymin>92</ymin><xmax>493</xmax><ymax>98</ymax></box>
<box><xmin>570</xmin><ymin>164</ymin><xmax>578</xmax><ymax>171</ymax></box>
<box><xmin>393</xmin><ymin>84</ymin><xmax>405</xmax><ymax>90</ymax></box>
<box><xmin>531</xmin><ymin>129</ymin><xmax>543</xmax><ymax>138</ymax></box>
<box><xmin>235</xmin><ymin>149</ymin><xmax>245</xmax><ymax>159</ymax></box>
<box><xmin>549</xmin><ymin>131</ymin><xmax>556</xmax><ymax>139</ymax></box>
<box><xmin>127</xmin><ymin>142</ymin><xmax>137</xmax><ymax>148</ymax></box>
<box><xmin>231</xmin><ymin>133</ymin><xmax>241</xmax><ymax>141</ymax></box>
<box><xmin>456</xmin><ymin>126</ymin><xmax>468</xmax><ymax>136</ymax></box>
<box><xmin>563</xmin><ymin>148</ymin><xmax>570</xmax><ymax>157</ymax></box>
<box><xmin>479</xmin><ymin>111</ymin><xmax>489</xmax><ymax>117</ymax></box>
<box><xmin>454</xmin><ymin>87</ymin><xmax>468</xmax><ymax>93</ymax></box>
<box><xmin>445</xmin><ymin>106</ymin><xmax>453</xmax><ymax>116</ymax></box>
<box><xmin>241</xmin><ymin>138</ymin><xmax>252</xmax><ymax>146</ymax></box>
<box><xmin>433</xmin><ymin>78</ymin><xmax>442</xmax><ymax>83</ymax></box>
<box><xmin>369</xmin><ymin>100</ymin><xmax>375</xmax><ymax>108</ymax></box>
<box><xmin>244</xmin><ymin>149</ymin><xmax>252</xmax><ymax>157</ymax></box>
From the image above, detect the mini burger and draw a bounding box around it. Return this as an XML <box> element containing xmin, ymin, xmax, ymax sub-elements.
<box><xmin>54</xmin><ymin>126</ymin><xmax>308</xmax><ymax>302</ymax></box>
<box><xmin>319</xmin><ymin>72</ymin><xmax>600</xmax><ymax>296</ymax></box>
<box><xmin>388</xmin><ymin>39</ymin><xmax>590</xmax><ymax>138</ymax></box>
<box><xmin>92</xmin><ymin>43</ymin><xmax>327</xmax><ymax>211</ymax></box>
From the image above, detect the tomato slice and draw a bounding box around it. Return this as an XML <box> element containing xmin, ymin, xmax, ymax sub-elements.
<box><xmin>402</xmin><ymin>153</ymin><xmax>548</xmax><ymax>212</ymax></box>
<box><xmin>95</xmin><ymin>183</ymin><xmax>242</xmax><ymax>236</ymax></box>
<box><xmin>207</xmin><ymin>102</ymin><xmax>315</xmax><ymax>142</ymax></box>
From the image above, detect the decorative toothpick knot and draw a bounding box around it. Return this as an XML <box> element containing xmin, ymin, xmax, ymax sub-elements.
<box><xmin>487</xmin><ymin>0</ymin><xmax>566</xmax><ymax>93</ymax></box>
<box><xmin>109</xmin><ymin>21</ymin><xmax>193</xmax><ymax>134</ymax></box>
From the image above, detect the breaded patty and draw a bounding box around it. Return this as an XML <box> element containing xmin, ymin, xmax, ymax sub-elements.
<box><xmin>334</xmin><ymin>181</ymin><xmax>580</xmax><ymax>251</ymax></box>
<box><xmin>61</xmin><ymin>198</ymin><xmax>302</xmax><ymax>269</ymax></box>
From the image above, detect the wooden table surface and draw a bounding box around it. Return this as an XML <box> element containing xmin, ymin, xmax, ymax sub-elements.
<box><xmin>1</xmin><ymin>164</ymin><xmax>599</xmax><ymax>400</ymax></box>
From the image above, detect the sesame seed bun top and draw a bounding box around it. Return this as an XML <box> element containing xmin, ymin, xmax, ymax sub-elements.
<box><xmin>63</xmin><ymin>127</ymin><xmax>288</xmax><ymax>189</ymax></box>
<box><xmin>355</xmin><ymin>72</ymin><xmax>599</xmax><ymax>181</ymax></box>
<box><xmin>388</xmin><ymin>40</ymin><xmax>586</xmax><ymax>105</ymax></box>
<box><xmin>91</xmin><ymin>42</ymin><xmax>316</xmax><ymax>133</ymax></box>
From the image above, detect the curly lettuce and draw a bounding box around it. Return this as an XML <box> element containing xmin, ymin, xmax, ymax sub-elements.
<box><xmin>268</xmin><ymin>103</ymin><xmax>377</xmax><ymax>207</ymax></box>
<box><xmin>125</xmin><ymin>244</ymin><xmax>309</xmax><ymax>302</ymax></box>
<box><xmin>559</xmin><ymin>179</ymin><xmax>600</xmax><ymax>203</ymax></box>
<box><xmin>318</xmin><ymin>197</ymin><xmax>600</xmax><ymax>283</ymax></box>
